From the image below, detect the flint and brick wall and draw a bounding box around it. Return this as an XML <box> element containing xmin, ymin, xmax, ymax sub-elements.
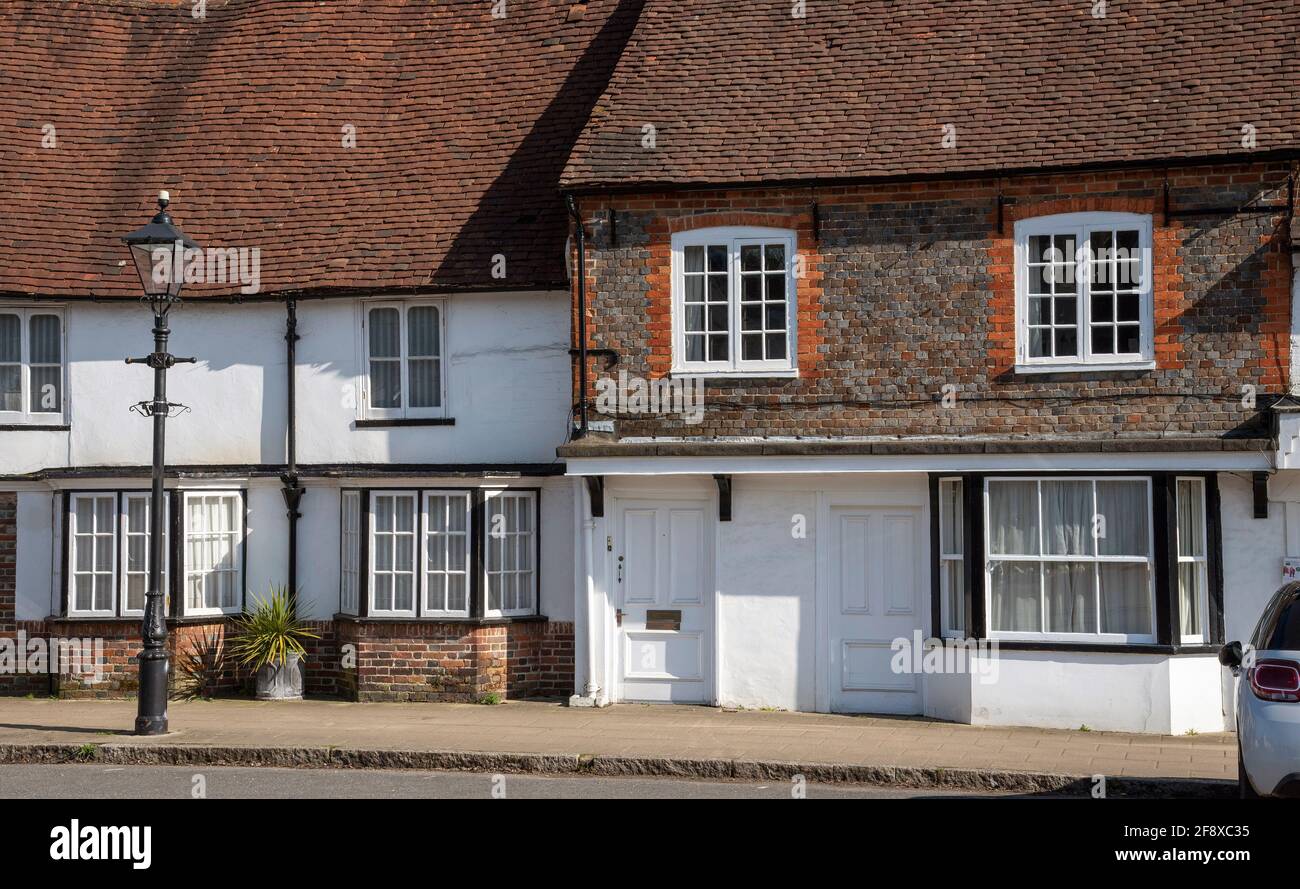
<box><xmin>575</xmin><ymin>161</ymin><xmax>1294</xmax><ymax>440</ymax></box>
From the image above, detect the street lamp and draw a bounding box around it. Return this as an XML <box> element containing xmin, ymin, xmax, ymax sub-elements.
<box><xmin>121</xmin><ymin>191</ymin><xmax>199</xmax><ymax>736</ymax></box>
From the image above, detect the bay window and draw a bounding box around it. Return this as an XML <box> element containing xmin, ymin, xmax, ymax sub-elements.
<box><xmin>932</xmin><ymin>473</ymin><xmax>1219</xmax><ymax>648</ymax></box>
<box><xmin>346</xmin><ymin>487</ymin><xmax>539</xmax><ymax>620</ymax></box>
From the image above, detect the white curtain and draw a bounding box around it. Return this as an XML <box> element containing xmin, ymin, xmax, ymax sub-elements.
<box><xmin>988</xmin><ymin>481</ymin><xmax>1038</xmax><ymax>555</ymax></box>
<box><xmin>990</xmin><ymin>561</ymin><xmax>1040</xmax><ymax>632</ymax></box>
<box><xmin>1097</xmin><ymin>480</ymin><xmax>1148</xmax><ymax>556</ymax></box>
<box><xmin>1177</xmin><ymin>479</ymin><xmax>1206</xmax><ymax>637</ymax></box>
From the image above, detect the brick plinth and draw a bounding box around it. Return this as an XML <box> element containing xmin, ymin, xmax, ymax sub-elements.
<box><xmin>334</xmin><ymin>619</ymin><xmax>575</xmax><ymax>703</ymax></box>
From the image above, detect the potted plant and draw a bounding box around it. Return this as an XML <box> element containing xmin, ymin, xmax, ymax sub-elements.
<box><xmin>229</xmin><ymin>587</ymin><xmax>319</xmax><ymax>701</ymax></box>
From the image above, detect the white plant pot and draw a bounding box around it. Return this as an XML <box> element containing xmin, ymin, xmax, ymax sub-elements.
<box><xmin>255</xmin><ymin>651</ymin><xmax>304</xmax><ymax>701</ymax></box>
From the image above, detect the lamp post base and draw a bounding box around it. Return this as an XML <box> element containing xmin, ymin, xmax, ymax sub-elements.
<box><xmin>134</xmin><ymin>651</ymin><xmax>170</xmax><ymax>735</ymax></box>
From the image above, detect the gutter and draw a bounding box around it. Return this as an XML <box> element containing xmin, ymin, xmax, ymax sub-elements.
<box><xmin>566</xmin><ymin>194</ymin><xmax>589</xmax><ymax>436</ymax></box>
<box><xmin>281</xmin><ymin>298</ymin><xmax>304</xmax><ymax>602</ymax></box>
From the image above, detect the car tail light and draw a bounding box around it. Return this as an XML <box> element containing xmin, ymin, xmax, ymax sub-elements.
<box><xmin>1249</xmin><ymin>659</ymin><xmax>1300</xmax><ymax>703</ymax></box>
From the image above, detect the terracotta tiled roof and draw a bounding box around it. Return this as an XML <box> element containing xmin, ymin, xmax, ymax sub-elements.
<box><xmin>562</xmin><ymin>0</ymin><xmax>1300</xmax><ymax>190</ymax></box>
<box><xmin>0</xmin><ymin>0</ymin><xmax>641</xmax><ymax>297</ymax></box>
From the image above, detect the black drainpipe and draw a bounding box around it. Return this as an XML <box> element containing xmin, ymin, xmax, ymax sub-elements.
<box><xmin>566</xmin><ymin>194</ymin><xmax>589</xmax><ymax>436</ymax></box>
<box><xmin>281</xmin><ymin>297</ymin><xmax>304</xmax><ymax>602</ymax></box>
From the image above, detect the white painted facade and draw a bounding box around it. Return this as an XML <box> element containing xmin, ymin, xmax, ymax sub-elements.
<box><xmin>3</xmin><ymin>292</ymin><xmax>575</xmax><ymax>623</ymax></box>
<box><xmin>568</xmin><ymin>457</ymin><xmax>1282</xmax><ymax>734</ymax></box>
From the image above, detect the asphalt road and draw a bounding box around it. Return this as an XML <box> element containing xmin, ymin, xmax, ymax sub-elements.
<box><xmin>0</xmin><ymin>764</ymin><xmax>1038</xmax><ymax>799</ymax></box>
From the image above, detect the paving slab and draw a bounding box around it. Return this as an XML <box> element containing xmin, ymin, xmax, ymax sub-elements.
<box><xmin>0</xmin><ymin>697</ymin><xmax>1236</xmax><ymax>795</ymax></box>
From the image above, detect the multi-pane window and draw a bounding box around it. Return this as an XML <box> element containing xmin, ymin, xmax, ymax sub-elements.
<box><xmin>122</xmin><ymin>493</ymin><xmax>166</xmax><ymax>614</ymax></box>
<box><xmin>1176</xmin><ymin>477</ymin><xmax>1209</xmax><ymax>643</ymax></box>
<box><xmin>370</xmin><ymin>491</ymin><xmax>417</xmax><ymax>615</ymax></box>
<box><xmin>183</xmin><ymin>492</ymin><xmax>243</xmax><ymax>615</ymax></box>
<box><xmin>674</xmin><ymin>228</ymin><xmax>796</xmax><ymax>374</ymax></box>
<box><xmin>340</xmin><ymin>491</ymin><xmax>361</xmax><ymax>615</ymax></box>
<box><xmin>347</xmin><ymin>488</ymin><xmax>540</xmax><ymax>619</ymax></box>
<box><xmin>485</xmin><ymin>491</ymin><xmax>537</xmax><ymax>617</ymax></box>
<box><xmin>423</xmin><ymin>491</ymin><xmax>471</xmax><ymax>616</ymax></box>
<box><xmin>1016</xmin><ymin>213</ymin><xmax>1152</xmax><ymax>368</ymax></box>
<box><xmin>0</xmin><ymin>308</ymin><xmax>64</xmax><ymax>419</ymax></box>
<box><xmin>938</xmin><ymin>478</ymin><xmax>965</xmax><ymax>637</ymax></box>
<box><xmin>67</xmin><ymin>492</ymin><xmax>167</xmax><ymax>618</ymax></box>
<box><xmin>985</xmin><ymin>477</ymin><xmax>1155</xmax><ymax>642</ymax></box>
<box><xmin>69</xmin><ymin>494</ymin><xmax>117</xmax><ymax>616</ymax></box>
<box><xmin>364</xmin><ymin>302</ymin><xmax>443</xmax><ymax>418</ymax></box>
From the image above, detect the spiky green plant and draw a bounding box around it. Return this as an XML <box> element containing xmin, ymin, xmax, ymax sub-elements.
<box><xmin>228</xmin><ymin>587</ymin><xmax>320</xmax><ymax>671</ymax></box>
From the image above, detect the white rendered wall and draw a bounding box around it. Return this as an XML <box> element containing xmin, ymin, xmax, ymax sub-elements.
<box><xmin>15</xmin><ymin>491</ymin><xmax>54</xmax><ymax>621</ymax></box>
<box><xmin>0</xmin><ymin>291</ymin><xmax>570</xmax><ymax>476</ymax></box>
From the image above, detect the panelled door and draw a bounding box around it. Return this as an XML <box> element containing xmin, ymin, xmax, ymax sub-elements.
<box><xmin>827</xmin><ymin>506</ymin><xmax>924</xmax><ymax>714</ymax></box>
<box><xmin>614</xmin><ymin>499</ymin><xmax>713</xmax><ymax>703</ymax></box>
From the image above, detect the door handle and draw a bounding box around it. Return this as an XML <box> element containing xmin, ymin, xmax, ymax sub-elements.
<box><xmin>616</xmin><ymin>609</ymin><xmax>624</xmax><ymax>627</ymax></box>
<box><xmin>617</xmin><ymin>555</ymin><xmax>624</xmax><ymax>583</ymax></box>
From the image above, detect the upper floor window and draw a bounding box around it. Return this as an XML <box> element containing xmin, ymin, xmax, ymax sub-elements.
<box><xmin>1014</xmin><ymin>213</ymin><xmax>1153</xmax><ymax>371</ymax></box>
<box><xmin>671</xmin><ymin>227</ymin><xmax>797</xmax><ymax>376</ymax></box>
<box><xmin>361</xmin><ymin>300</ymin><xmax>445</xmax><ymax>419</ymax></box>
<box><xmin>0</xmin><ymin>307</ymin><xmax>64</xmax><ymax>421</ymax></box>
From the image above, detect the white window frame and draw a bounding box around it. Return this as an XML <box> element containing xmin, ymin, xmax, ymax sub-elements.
<box><xmin>367</xmin><ymin>490</ymin><xmax>419</xmax><ymax>617</ymax></box>
<box><xmin>983</xmin><ymin>476</ymin><xmax>1157</xmax><ymax>644</ymax></box>
<box><xmin>340</xmin><ymin>490</ymin><xmax>361</xmax><ymax>616</ymax></box>
<box><xmin>181</xmin><ymin>491</ymin><xmax>244</xmax><ymax>618</ymax></box>
<box><xmin>66</xmin><ymin>491</ymin><xmax>168</xmax><ymax>619</ymax></box>
<box><xmin>670</xmin><ymin>227</ymin><xmax>798</xmax><ymax>377</ymax></box>
<box><xmin>421</xmin><ymin>490</ymin><xmax>472</xmax><ymax>618</ymax></box>
<box><xmin>120</xmin><ymin>492</ymin><xmax>168</xmax><ymax>618</ymax></box>
<box><xmin>1014</xmin><ymin>212</ymin><xmax>1154</xmax><ymax>373</ymax></box>
<box><xmin>938</xmin><ymin>477</ymin><xmax>966</xmax><ymax>638</ymax></box>
<box><xmin>359</xmin><ymin>299</ymin><xmax>447</xmax><ymax>420</ymax></box>
<box><xmin>483</xmin><ymin>489</ymin><xmax>538</xmax><ymax>618</ymax></box>
<box><xmin>1175</xmin><ymin>477</ymin><xmax>1210</xmax><ymax>645</ymax></box>
<box><xmin>67</xmin><ymin>493</ymin><xmax>119</xmax><ymax>618</ymax></box>
<box><xmin>0</xmin><ymin>305</ymin><xmax>67</xmax><ymax>423</ymax></box>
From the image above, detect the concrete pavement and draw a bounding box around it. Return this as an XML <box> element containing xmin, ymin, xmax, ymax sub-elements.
<box><xmin>0</xmin><ymin>697</ymin><xmax>1237</xmax><ymax>795</ymax></box>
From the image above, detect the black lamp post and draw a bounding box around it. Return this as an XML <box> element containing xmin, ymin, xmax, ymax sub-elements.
<box><xmin>121</xmin><ymin>191</ymin><xmax>199</xmax><ymax>736</ymax></box>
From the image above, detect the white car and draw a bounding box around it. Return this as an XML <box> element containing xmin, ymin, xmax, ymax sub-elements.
<box><xmin>1220</xmin><ymin>582</ymin><xmax>1300</xmax><ymax>798</ymax></box>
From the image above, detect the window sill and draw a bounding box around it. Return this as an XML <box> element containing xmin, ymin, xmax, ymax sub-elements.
<box><xmin>333</xmin><ymin>612</ymin><xmax>547</xmax><ymax>626</ymax></box>
<box><xmin>0</xmin><ymin>422</ymin><xmax>69</xmax><ymax>431</ymax></box>
<box><xmin>989</xmin><ymin>639</ymin><xmax>1220</xmax><ymax>656</ymax></box>
<box><xmin>354</xmin><ymin>418</ymin><xmax>455</xmax><ymax>429</ymax></box>
<box><xmin>1013</xmin><ymin>361</ymin><xmax>1155</xmax><ymax>375</ymax></box>
<box><xmin>669</xmin><ymin>368</ymin><xmax>799</xmax><ymax>380</ymax></box>
<box><xmin>50</xmin><ymin>615</ymin><xmax>238</xmax><ymax>625</ymax></box>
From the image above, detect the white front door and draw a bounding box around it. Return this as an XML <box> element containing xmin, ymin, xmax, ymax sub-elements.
<box><xmin>826</xmin><ymin>506</ymin><xmax>925</xmax><ymax>714</ymax></box>
<box><xmin>614</xmin><ymin>499</ymin><xmax>712</xmax><ymax>703</ymax></box>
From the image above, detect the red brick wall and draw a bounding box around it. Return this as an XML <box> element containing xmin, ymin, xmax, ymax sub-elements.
<box><xmin>334</xmin><ymin>619</ymin><xmax>574</xmax><ymax>703</ymax></box>
<box><xmin>573</xmin><ymin>161</ymin><xmax>1294</xmax><ymax>439</ymax></box>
